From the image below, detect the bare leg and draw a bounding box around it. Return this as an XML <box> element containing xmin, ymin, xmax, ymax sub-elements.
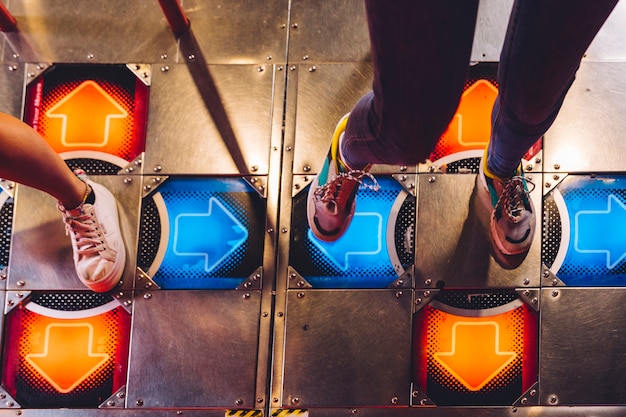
<box><xmin>0</xmin><ymin>112</ymin><xmax>86</xmax><ymax>208</ymax></box>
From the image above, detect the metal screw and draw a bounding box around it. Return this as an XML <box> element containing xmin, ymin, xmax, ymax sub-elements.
<box><xmin>554</xmin><ymin>164</ymin><xmax>560</xmax><ymax>170</ymax></box>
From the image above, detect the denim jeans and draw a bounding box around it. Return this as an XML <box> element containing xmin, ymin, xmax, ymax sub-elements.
<box><xmin>342</xmin><ymin>0</ymin><xmax>619</xmax><ymax>177</ymax></box>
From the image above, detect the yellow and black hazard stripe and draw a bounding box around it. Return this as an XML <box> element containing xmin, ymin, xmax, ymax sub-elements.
<box><xmin>225</xmin><ymin>410</ymin><xmax>263</xmax><ymax>417</ymax></box>
<box><xmin>271</xmin><ymin>410</ymin><xmax>308</xmax><ymax>417</ymax></box>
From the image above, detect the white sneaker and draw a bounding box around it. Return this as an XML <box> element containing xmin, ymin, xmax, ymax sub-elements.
<box><xmin>58</xmin><ymin>179</ymin><xmax>126</xmax><ymax>292</ymax></box>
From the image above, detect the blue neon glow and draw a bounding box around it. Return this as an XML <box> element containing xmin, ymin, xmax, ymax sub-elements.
<box><xmin>152</xmin><ymin>177</ymin><xmax>256</xmax><ymax>289</ymax></box>
<box><xmin>304</xmin><ymin>176</ymin><xmax>404</xmax><ymax>288</ymax></box>
<box><xmin>308</xmin><ymin>212</ymin><xmax>383</xmax><ymax>271</ymax></box>
<box><xmin>554</xmin><ymin>175</ymin><xmax>626</xmax><ymax>286</ymax></box>
<box><xmin>173</xmin><ymin>197</ymin><xmax>248</xmax><ymax>272</ymax></box>
<box><xmin>575</xmin><ymin>194</ymin><xmax>626</xmax><ymax>270</ymax></box>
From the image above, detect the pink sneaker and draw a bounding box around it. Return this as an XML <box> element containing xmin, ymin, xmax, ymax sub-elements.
<box><xmin>58</xmin><ymin>176</ymin><xmax>125</xmax><ymax>292</ymax></box>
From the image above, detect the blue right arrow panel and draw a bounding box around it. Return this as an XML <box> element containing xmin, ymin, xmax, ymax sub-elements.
<box><xmin>290</xmin><ymin>176</ymin><xmax>415</xmax><ymax>288</ymax></box>
<box><xmin>138</xmin><ymin>177</ymin><xmax>266</xmax><ymax>290</ymax></box>
<box><xmin>544</xmin><ymin>175</ymin><xmax>626</xmax><ymax>286</ymax></box>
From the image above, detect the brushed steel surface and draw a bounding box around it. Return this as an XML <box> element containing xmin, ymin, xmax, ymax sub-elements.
<box><xmin>0</xmin><ymin>61</ymin><xmax>23</xmax><ymax>117</ymax></box>
<box><xmin>288</xmin><ymin>0</ymin><xmax>369</xmax><ymax>64</ymax></box>
<box><xmin>143</xmin><ymin>63</ymin><xmax>275</xmax><ymax>175</ymax></box>
<box><xmin>182</xmin><ymin>0</ymin><xmax>289</xmax><ymax>64</ymax></box>
<box><xmin>540</xmin><ymin>287</ymin><xmax>626</xmax><ymax>405</ymax></box>
<box><xmin>544</xmin><ymin>62</ymin><xmax>626</xmax><ymax>173</ymax></box>
<box><xmin>126</xmin><ymin>290</ymin><xmax>261</xmax><ymax>408</ymax></box>
<box><xmin>8</xmin><ymin>175</ymin><xmax>139</xmax><ymax>291</ymax></box>
<box><xmin>282</xmin><ymin>289</ymin><xmax>413</xmax><ymax>407</ymax></box>
<box><xmin>291</xmin><ymin>63</ymin><xmax>375</xmax><ymax>175</ymax></box>
<box><xmin>2</xmin><ymin>0</ymin><xmax>178</xmax><ymax>63</ymax></box>
<box><xmin>471</xmin><ymin>0</ymin><xmax>513</xmax><ymax>62</ymax></box>
<box><xmin>585</xmin><ymin>0</ymin><xmax>626</xmax><ymax>61</ymax></box>
<box><xmin>415</xmin><ymin>173</ymin><xmax>542</xmax><ymax>288</ymax></box>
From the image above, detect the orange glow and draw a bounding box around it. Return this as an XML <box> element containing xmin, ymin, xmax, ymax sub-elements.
<box><xmin>430</xmin><ymin>79</ymin><xmax>498</xmax><ymax>160</ymax></box>
<box><xmin>424</xmin><ymin>306</ymin><xmax>523</xmax><ymax>392</ymax></box>
<box><xmin>44</xmin><ymin>81</ymin><xmax>129</xmax><ymax>154</ymax></box>
<box><xmin>434</xmin><ymin>321</ymin><xmax>515</xmax><ymax>391</ymax></box>
<box><xmin>25</xmin><ymin>323</ymin><xmax>109</xmax><ymax>393</ymax></box>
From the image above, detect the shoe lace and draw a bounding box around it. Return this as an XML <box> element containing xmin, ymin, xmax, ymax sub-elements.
<box><xmin>314</xmin><ymin>169</ymin><xmax>380</xmax><ymax>203</ymax></box>
<box><xmin>495</xmin><ymin>175</ymin><xmax>535</xmax><ymax>223</ymax></box>
<box><xmin>63</xmin><ymin>207</ymin><xmax>114</xmax><ymax>260</ymax></box>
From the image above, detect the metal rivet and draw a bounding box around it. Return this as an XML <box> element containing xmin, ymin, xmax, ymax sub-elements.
<box><xmin>297</xmin><ymin>292</ymin><xmax>305</xmax><ymax>299</ymax></box>
<box><xmin>553</xmin><ymin>164</ymin><xmax>560</xmax><ymax>170</ymax></box>
<box><xmin>303</xmin><ymin>165</ymin><xmax>311</xmax><ymax>172</ymax></box>
<box><xmin>552</xmin><ymin>290</ymin><xmax>559</xmax><ymax>297</ymax></box>
<box><xmin>257</xmin><ymin>66</ymin><xmax>264</xmax><ymax>72</ymax></box>
<box><xmin>123</xmin><ymin>177</ymin><xmax>132</xmax><ymax>184</ymax></box>
<box><xmin>136</xmin><ymin>399</ymin><xmax>144</xmax><ymax>406</ymax></box>
<box><xmin>235</xmin><ymin>399</ymin><xmax>243</xmax><ymax>405</ymax></box>
<box><xmin>161</xmin><ymin>66</ymin><xmax>170</xmax><ymax>72</ymax></box>
<box><xmin>391</xmin><ymin>397</ymin><xmax>398</xmax><ymax>404</ymax></box>
<box><xmin>428</xmin><ymin>176</ymin><xmax>436</xmax><ymax>183</ymax></box>
<box><xmin>291</xmin><ymin>397</ymin><xmax>300</xmax><ymax>405</ymax></box>
<box><xmin>154</xmin><ymin>165</ymin><xmax>162</xmax><ymax>172</ymax></box>
<box><xmin>16</xmin><ymin>280</ymin><xmax>25</xmax><ymax>287</ymax></box>
<box><xmin>251</xmin><ymin>165</ymin><xmax>259</xmax><ymax>172</ymax></box>
<box><xmin>308</xmin><ymin>66</ymin><xmax>316</xmax><ymax>72</ymax></box>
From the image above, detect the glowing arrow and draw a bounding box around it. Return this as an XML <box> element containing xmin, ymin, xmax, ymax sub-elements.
<box><xmin>308</xmin><ymin>212</ymin><xmax>382</xmax><ymax>271</ymax></box>
<box><xmin>433</xmin><ymin>321</ymin><xmax>516</xmax><ymax>391</ymax></box>
<box><xmin>575</xmin><ymin>194</ymin><xmax>626</xmax><ymax>269</ymax></box>
<box><xmin>173</xmin><ymin>197</ymin><xmax>248</xmax><ymax>272</ymax></box>
<box><xmin>45</xmin><ymin>80</ymin><xmax>128</xmax><ymax>147</ymax></box>
<box><xmin>447</xmin><ymin>79</ymin><xmax>498</xmax><ymax>147</ymax></box>
<box><xmin>25</xmin><ymin>323</ymin><xmax>109</xmax><ymax>393</ymax></box>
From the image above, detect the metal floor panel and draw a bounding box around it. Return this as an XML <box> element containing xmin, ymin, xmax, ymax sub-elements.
<box><xmin>0</xmin><ymin>0</ymin><xmax>625</xmax><ymax>415</ymax></box>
